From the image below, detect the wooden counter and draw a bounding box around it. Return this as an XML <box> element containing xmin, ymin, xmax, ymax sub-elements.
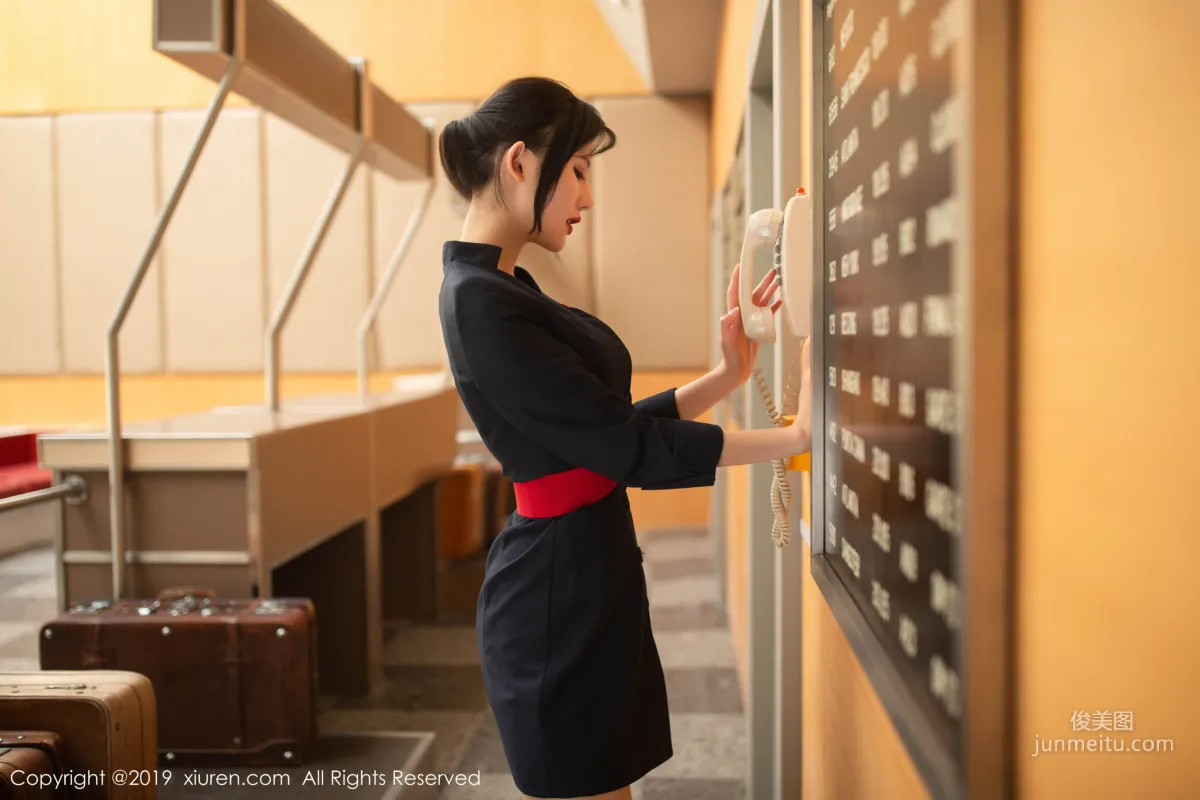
<box><xmin>37</xmin><ymin>386</ymin><xmax>458</xmax><ymax>700</ymax></box>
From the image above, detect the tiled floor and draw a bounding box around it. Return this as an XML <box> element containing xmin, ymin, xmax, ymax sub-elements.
<box><xmin>0</xmin><ymin>527</ymin><xmax>745</xmax><ymax>798</ymax></box>
<box><xmin>0</xmin><ymin>546</ymin><xmax>55</xmax><ymax>672</ymax></box>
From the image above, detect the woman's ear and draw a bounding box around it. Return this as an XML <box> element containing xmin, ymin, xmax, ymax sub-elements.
<box><xmin>503</xmin><ymin>141</ymin><xmax>527</xmax><ymax>182</ymax></box>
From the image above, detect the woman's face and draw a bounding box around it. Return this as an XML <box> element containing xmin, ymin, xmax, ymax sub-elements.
<box><xmin>528</xmin><ymin>149</ymin><xmax>594</xmax><ymax>253</ymax></box>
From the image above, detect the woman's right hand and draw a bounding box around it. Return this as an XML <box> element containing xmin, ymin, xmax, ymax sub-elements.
<box><xmin>717</xmin><ymin>339</ymin><xmax>815</xmax><ymax>467</ymax></box>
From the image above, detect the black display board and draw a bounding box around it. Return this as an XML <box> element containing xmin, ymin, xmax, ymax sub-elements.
<box><xmin>819</xmin><ymin>0</ymin><xmax>964</xmax><ymax>764</ymax></box>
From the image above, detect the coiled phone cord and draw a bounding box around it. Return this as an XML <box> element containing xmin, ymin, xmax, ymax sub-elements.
<box><xmin>753</xmin><ymin>364</ymin><xmax>803</xmax><ymax>548</ymax></box>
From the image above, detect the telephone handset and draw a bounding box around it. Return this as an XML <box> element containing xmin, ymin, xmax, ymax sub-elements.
<box><xmin>737</xmin><ymin>189</ymin><xmax>814</xmax><ymax>548</ymax></box>
<box><xmin>739</xmin><ymin>189</ymin><xmax>813</xmax><ymax>344</ymax></box>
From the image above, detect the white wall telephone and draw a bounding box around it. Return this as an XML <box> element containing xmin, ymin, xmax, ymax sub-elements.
<box><xmin>738</xmin><ymin>189</ymin><xmax>813</xmax><ymax>344</ymax></box>
<box><xmin>737</xmin><ymin>189</ymin><xmax>814</xmax><ymax>548</ymax></box>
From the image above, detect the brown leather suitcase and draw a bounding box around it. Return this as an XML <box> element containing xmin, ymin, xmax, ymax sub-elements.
<box><xmin>0</xmin><ymin>731</ymin><xmax>61</xmax><ymax>800</ymax></box>
<box><xmin>483</xmin><ymin>466</ymin><xmax>515</xmax><ymax>543</ymax></box>
<box><xmin>438</xmin><ymin>460</ymin><xmax>486</xmax><ymax>560</ymax></box>
<box><xmin>0</xmin><ymin>671</ymin><xmax>156</xmax><ymax>800</ymax></box>
<box><xmin>38</xmin><ymin>589</ymin><xmax>317</xmax><ymax>767</ymax></box>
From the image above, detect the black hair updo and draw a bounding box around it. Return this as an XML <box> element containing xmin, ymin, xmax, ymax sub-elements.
<box><xmin>438</xmin><ymin>77</ymin><xmax>616</xmax><ymax>233</ymax></box>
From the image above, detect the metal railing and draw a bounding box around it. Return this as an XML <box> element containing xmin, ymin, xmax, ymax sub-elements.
<box><xmin>0</xmin><ymin>475</ymin><xmax>88</xmax><ymax>515</ymax></box>
<box><xmin>356</xmin><ymin>175</ymin><xmax>436</xmax><ymax>399</ymax></box>
<box><xmin>104</xmin><ymin>58</ymin><xmax>243</xmax><ymax>599</ymax></box>
<box><xmin>101</xmin><ymin>36</ymin><xmax>434</xmax><ymax>598</ymax></box>
<box><xmin>264</xmin><ymin>137</ymin><xmax>366</xmax><ymax>411</ymax></box>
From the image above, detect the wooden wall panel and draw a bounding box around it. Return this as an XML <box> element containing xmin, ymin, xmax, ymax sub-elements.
<box><xmin>263</xmin><ymin>113</ymin><xmax>370</xmax><ymax>373</ymax></box>
<box><xmin>0</xmin><ymin>116</ymin><xmax>59</xmax><ymax>374</ymax></box>
<box><xmin>592</xmin><ymin>96</ymin><xmax>711</xmax><ymax>369</ymax></box>
<box><xmin>56</xmin><ymin>112</ymin><xmax>163</xmax><ymax>373</ymax></box>
<box><xmin>371</xmin><ymin>102</ymin><xmax>473</xmax><ymax>371</ymax></box>
<box><xmin>159</xmin><ymin>108</ymin><xmax>265</xmax><ymax>371</ymax></box>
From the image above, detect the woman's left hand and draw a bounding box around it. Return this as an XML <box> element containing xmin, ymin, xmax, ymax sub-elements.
<box><xmin>719</xmin><ymin>263</ymin><xmax>781</xmax><ymax>383</ymax></box>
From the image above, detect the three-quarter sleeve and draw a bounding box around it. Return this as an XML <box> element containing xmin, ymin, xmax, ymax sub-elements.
<box><xmin>447</xmin><ymin>286</ymin><xmax>724</xmax><ymax>490</ymax></box>
<box><xmin>634</xmin><ymin>388</ymin><xmax>681</xmax><ymax>420</ymax></box>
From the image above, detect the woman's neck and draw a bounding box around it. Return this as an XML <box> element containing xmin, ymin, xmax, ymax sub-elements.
<box><xmin>460</xmin><ymin>204</ymin><xmax>525</xmax><ymax>275</ymax></box>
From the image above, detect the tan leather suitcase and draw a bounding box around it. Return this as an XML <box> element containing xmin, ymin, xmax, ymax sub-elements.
<box><xmin>0</xmin><ymin>731</ymin><xmax>60</xmax><ymax>800</ymax></box>
<box><xmin>39</xmin><ymin>589</ymin><xmax>317</xmax><ymax>767</ymax></box>
<box><xmin>0</xmin><ymin>671</ymin><xmax>156</xmax><ymax>799</ymax></box>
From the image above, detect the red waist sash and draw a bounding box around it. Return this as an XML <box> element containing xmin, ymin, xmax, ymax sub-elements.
<box><xmin>513</xmin><ymin>467</ymin><xmax>618</xmax><ymax>518</ymax></box>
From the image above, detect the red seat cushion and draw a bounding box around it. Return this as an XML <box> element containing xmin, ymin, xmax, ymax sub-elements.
<box><xmin>0</xmin><ymin>433</ymin><xmax>38</xmax><ymax>469</ymax></box>
<box><xmin>0</xmin><ymin>464</ymin><xmax>52</xmax><ymax>499</ymax></box>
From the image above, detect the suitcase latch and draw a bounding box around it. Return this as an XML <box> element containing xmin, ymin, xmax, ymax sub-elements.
<box><xmin>68</xmin><ymin>600</ymin><xmax>111</xmax><ymax>614</ymax></box>
<box><xmin>140</xmin><ymin>594</ymin><xmax>214</xmax><ymax>616</ymax></box>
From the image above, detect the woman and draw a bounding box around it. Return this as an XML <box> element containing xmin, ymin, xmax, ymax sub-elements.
<box><xmin>438</xmin><ymin>77</ymin><xmax>811</xmax><ymax>800</ymax></box>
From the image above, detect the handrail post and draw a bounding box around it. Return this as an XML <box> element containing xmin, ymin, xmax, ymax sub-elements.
<box><xmin>264</xmin><ymin>139</ymin><xmax>366</xmax><ymax>411</ymax></box>
<box><xmin>356</xmin><ymin>176</ymin><xmax>436</xmax><ymax>399</ymax></box>
<box><xmin>105</xmin><ymin>58</ymin><xmax>242</xmax><ymax>600</ymax></box>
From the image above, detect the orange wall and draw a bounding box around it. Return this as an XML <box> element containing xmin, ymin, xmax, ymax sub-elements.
<box><xmin>1016</xmin><ymin>0</ymin><xmax>1199</xmax><ymax>794</ymax></box>
<box><xmin>710</xmin><ymin>0</ymin><xmax>758</xmax><ymax>194</ymax></box>
<box><xmin>801</xmin><ymin>542</ymin><xmax>931</xmax><ymax>799</ymax></box>
<box><xmin>0</xmin><ymin>0</ymin><xmax>647</xmax><ymax>114</ymax></box>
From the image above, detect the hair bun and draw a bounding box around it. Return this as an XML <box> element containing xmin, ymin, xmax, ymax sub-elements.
<box><xmin>436</xmin><ymin>77</ymin><xmax>616</xmax><ymax>229</ymax></box>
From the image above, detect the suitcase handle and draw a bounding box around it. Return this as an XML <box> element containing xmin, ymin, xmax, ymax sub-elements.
<box><xmin>0</xmin><ymin>731</ymin><xmax>64</xmax><ymax>773</ymax></box>
<box><xmin>157</xmin><ymin>587</ymin><xmax>216</xmax><ymax>602</ymax></box>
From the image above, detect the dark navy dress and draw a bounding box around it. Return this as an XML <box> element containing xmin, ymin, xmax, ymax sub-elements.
<box><xmin>438</xmin><ymin>241</ymin><xmax>726</xmax><ymax>798</ymax></box>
